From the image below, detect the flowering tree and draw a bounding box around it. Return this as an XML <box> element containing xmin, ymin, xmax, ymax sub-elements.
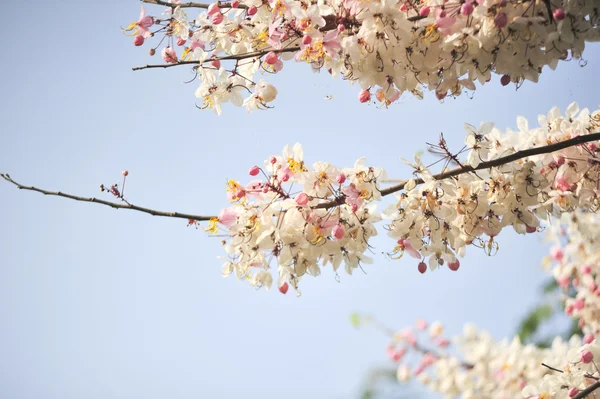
<box><xmin>2</xmin><ymin>0</ymin><xmax>600</xmax><ymax>398</ymax></box>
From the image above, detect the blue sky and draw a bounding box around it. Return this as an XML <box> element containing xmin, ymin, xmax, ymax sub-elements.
<box><xmin>1</xmin><ymin>1</ymin><xmax>599</xmax><ymax>398</ymax></box>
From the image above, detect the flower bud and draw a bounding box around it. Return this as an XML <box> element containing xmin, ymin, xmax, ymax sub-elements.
<box><xmin>337</xmin><ymin>24</ymin><xmax>345</xmax><ymax>32</ymax></box>
<box><xmin>461</xmin><ymin>2</ymin><xmax>474</xmax><ymax>15</ymax></box>
<box><xmin>332</xmin><ymin>224</ymin><xmax>345</xmax><ymax>240</ymax></box>
<box><xmin>494</xmin><ymin>12</ymin><xmax>508</xmax><ymax>29</ymax></box>
<box><xmin>581</xmin><ymin>350</ymin><xmax>594</xmax><ymax>364</ymax></box>
<box><xmin>553</xmin><ymin>8</ymin><xmax>565</xmax><ymax>21</ymax></box>
<box><xmin>176</xmin><ymin>36</ymin><xmax>186</xmax><ymax>46</ymax></box>
<box><xmin>574</xmin><ymin>299</ymin><xmax>585</xmax><ymax>310</ymax></box>
<box><xmin>358</xmin><ymin>89</ymin><xmax>371</xmax><ymax>103</ymax></box>
<box><xmin>264</xmin><ymin>51</ymin><xmax>279</xmax><ymax>65</ymax></box>
<box><xmin>270</xmin><ymin>156</ymin><xmax>277</xmax><ymax>164</ymax></box>
<box><xmin>279</xmin><ymin>282</ymin><xmax>289</xmax><ymax>294</ymax></box>
<box><xmin>211</xmin><ymin>12</ymin><xmax>224</xmax><ymax>24</ymax></box>
<box><xmin>149</xmin><ymin>48</ymin><xmax>156</xmax><ymax>56</ymax></box>
<box><xmin>211</xmin><ymin>59</ymin><xmax>221</xmax><ymax>69</ymax></box>
<box><xmin>336</xmin><ymin>173</ymin><xmax>346</xmax><ymax>184</ymax></box>
<box><xmin>448</xmin><ymin>259</ymin><xmax>460</xmax><ymax>271</ymax></box>
<box><xmin>231</xmin><ymin>0</ymin><xmax>239</xmax><ymax>7</ymax></box>
<box><xmin>134</xmin><ymin>35</ymin><xmax>145</xmax><ymax>46</ymax></box>
<box><xmin>525</xmin><ymin>225</ymin><xmax>537</xmax><ymax>234</ymax></box>
<box><xmin>122</xmin><ymin>170</ymin><xmax>129</xmax><ymax>177</ymax></box>
<box><xmin>296</xmin><ymin>193</ymin><xmax>309</xmax><ymax>206</ymax></box>
<box><xmin>249</xmin><ymin>166</ymin><xmax>260</xmax><ymax>176</ymax></box>
<box><xmin>302</xmin><ymin>35</ymin><xmax>312</xmax><ymax>45</ymax></box>
<box><xmin>418</xmin><ymin>262</ymin><xmax>427</xmax><ymax>274</ymax></box>
<box><xmin>500</xmin><ymin>74</ymin><xmax>511</xmax><ymax>86</ymax></box>
<box><xmin>419</xmin><ymin>6</ymin><xmax>430</xmax><ymax>17</ymax></box>
<box><xmin>248</xmin><ymin>5</ymin><xmax>257</xmax><ymax>15</ymax></box>
<box><xmin>568</xmin><ymin>388</ymin><xmax>579</xmax><ymax>398</ymax></box>
<box><xmin>584</xmin><ymin>333</ymin><xmax>595</xmax><ymax>344</ymax></box>
<box><xmin>207</xmin><ymin>3</ymin><xmax>220</xmax><ymax>16</ymax></box>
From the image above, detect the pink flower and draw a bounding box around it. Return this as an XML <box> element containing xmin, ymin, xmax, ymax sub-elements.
<box><xmin>218</xmin><ymin>207</ymin><xmax>237</xmax><ymax>227</ymax></box>
<box><xmin>397</xmin><ymin>239</ymin><xmax>420</xmax><ymax>259</ymax></box>
<box><xmin>322</xmin><ymin>30</ymin><xmax>342</xmax><ymax>58</ymax></box>
<box><xmin>358</xmin><ymin>89</ymin><xmax>371</xmax><ymax>103</ymax></box>
<box><xmin>302</xmin><ymin>35</ymin><xmax>312</xmax><ymax>45</ymax></box>
<box><xmin>296</xmin><ymin>193</ymin><xmax>309</xmax><ymax>206</ymax></box>
<box><xmin>138</xmin><ymin>6</ymin><xmax>154</xmax><ymax>29</ymax></box>
<box><xmin>416</xmin><ymin>319</ymin><xmax>428</xmax><ymax>330</ymax></box>
<box><xmin>176</xmin><ymin>36</ymin><xmax>186</xmax><ymax>46</ymax></box>
<box><xmin>342</xmin><ymin>183</ymin><xmax>363</xmax><ymax>208</ymax></box>
<box><xmin>555</xmin><ymin>176</ymin><xmax>572</xmax><ymax>191</ymax></box>
<box><xmin>550</xmin><ymin>246</ymin><xmax>564</xmax><ymax>261</ymax></box>
<box><xmin>332</xmin><ymin>224</ymin><xmax>345</xmax><ymax>239</ymax></box>
<box><xmin>161</xmin><ymin>47</ymin><xmax>178</xmax><ymax>63</ymax></box>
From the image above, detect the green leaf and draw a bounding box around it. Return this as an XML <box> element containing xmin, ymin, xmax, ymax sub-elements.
<box><xmin>542</xmin><ymin>278</ymin><xmax>559</xmax><ymax>294</ymax></box>
<box><xmin>517</xmin><ymin>304</ymin><xmax>555</xmax><ymax>343</ymax></box>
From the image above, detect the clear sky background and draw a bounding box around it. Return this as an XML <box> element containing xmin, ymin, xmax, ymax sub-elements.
<box><xmin>1</xmin><ymin>1</ymin><xmax>599</xmax><ymax>398</ymax></box>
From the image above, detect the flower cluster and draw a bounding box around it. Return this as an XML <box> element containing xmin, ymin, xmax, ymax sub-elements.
<box><xmin>371</xmin><ymin>315</ymin><xmax>600</xmax><ymax>399</ymax></box>
<box><xmin>208</xmin><ymin>103</ymin><xmax>599</xmax><ymax>293</ymax></box>
<box><xmin>215</xmin><ymin>143</ymin><xmax>386</xmax><ymax>294</ymax></box>
<box><xmin>545</xmin><ymin>211</ymin><xmax>600</xmax><ymax>343</ymax></box>
<box><xmin>126</xmin><ymin>0</ymin><xmax>600</xmax><ymax>112</ymax></box>
<box><xmin>384</xmin><ymin>102</ymin><xmax>600</xmax><ymax>274</ymax></box>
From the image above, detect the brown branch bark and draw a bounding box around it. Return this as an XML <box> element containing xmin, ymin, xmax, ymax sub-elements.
<box><xmin>132</xmin><ymin>47</ymin><xmax>300</xmax><ymax>71</ymax></box>
<box><xmin>574</xmin><ymin>381</ymin><xmax>600</xmax><ymax>399</ymax></box>
<box><xmin>0</xmin><ymin>173</ymin><xmax>216</xmax><ymax>222</ymax></box>
<box><xmin>2</xmin><ymin>132</ymin><xmax>599</xmax><ymax>223</ymax></box>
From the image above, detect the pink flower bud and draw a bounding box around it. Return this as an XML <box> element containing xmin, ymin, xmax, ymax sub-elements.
<box><xmin>448</xmin><ymin>259</ymin><xmax>460</xmax><ymax>271</ymax></box>
<box><xmin>269</xmin><ymin>156</ymin><xmax>277</xmax><ymax>164</ymax></box>
<box><xmin>332</xmin><ymin>224</ymin><xmax>345</xmax><ymax>240</ymax></box>
<box><xmin>133</xmin><ymin>35</ymin><xmax>145</xmax><ymax>46</ymax></box>
<box><xmin>207</xmin><ymin>3</ymin><xmax>220</xmax><ymax>15</ymax></box>
<box><xmin>494</xmin><ymin>12</ymin><xmax>508</xmax><ymax>29</ymax></box>
<box><xmin>296</xmin><ymin>193</ymin><xmax>309</xmax><ymax>206</ymax></box>
<box><xmin>264</xmin><ymin>51</ymin><xmax>279</xmax><ymax>65</ymax></box>
<box><xmin>436</xmin><ymin>90</ymin><xmax>446</xmax><ymax>100</ymax></box>
<box><xmin>302</xmin><ymin>35</ymin><xmax>312</xmax><ymax>45</ymax></box>
<box><xmin>553</xmin><ymin>8</ymin><xmax>565</xmax><ymax>21</ymax></box>
<box><xmin>231</xmin><ymin>0</ymin><xmax>239</xmax><ymax>7</ymax></box>
<box><xmin>582</xmin><ymin>265</ymin><xmax>592</xmax><ymax>274</ymax></box>
<box><xmin>351</xmin><ymin>203</ymin><xmax>358</xmax><ymax>213</ymax></box>
<box><xmin>416</xmin><ymin>319</ymin><xmax>428</xmax><ymax>330</ymax></box>
<box><xmin>161</xmin><ymin>47</ymin><xmax>178</xmax><ymax>63</ymax></box>
<box><xmin>248</xmin><ymin>5</ymin><xmax>257</xmax><ymax>15</ymax></box>
<box><xmin>211</xmin><ymin>59</ymin><xmax>221</xmax><ymax>69</ymax></box>
<box><xmin>211</xmin><ymin>12</ymin><xmax>224</xmax><ymax>24</ymax></box>
<box><xmin>589</xmin><ymin>143</ymin><xmax>598</xmax><ymax>151</ymax></box>
<box><xmin>550</xmin><ymin>246</ymin><xmax>564</xmax><ymax>262</ymax></box>
<box><xmin>569</xmin><ymin>388</ymin><xmax>579</xmax><ymax>398</ymax></box>
<box><xmin>235</xmin><ymin>188</ymin><xmax>245</xmax><ymax>199</ymax></box>
<box><xmin>177</xmin><ymin>36</ymin><xmax>186</xmax><ymax>46</ymax></box>
<box><xmin>249</xmin><ymin>166</ymin><xmax>260</xmax><ymax>176</ymax></box>
<box><xmin>281</xmin><ymin>173</ymin><xmax>290</xmax><ymax>182</ymax></box>
<box><xmin>418</xmin><ymin>262</ymin><xmax>427</xmax><ymax>274</ymax></box>
<box><xmin>337</xmin><ymin>24</ymin><xmax>345</xmax><ymax>32</ymax></box>
<box><xmin>565</xmin><ymin>304</ymin><xmax>574</xmax><ymax>315</ymax></box>
<box><xmin>500</xmin><ymin>74</ymin><xmax>511</xmax><ymax>86</ymax></box>
<box><xmin>584</xmin><ymin>333</ymin><xmax>595</xmax><ymax>344</ymax></box>
<box><xmin>279</xmin><ymin>282</ymin><xmax>289</xmax><ymax>294</ymax></box>
<box><xmin>358</xmin><ymin>89</ymin><xmax>371</xmax><ymax>103</ymax></box>
<box><xmin>581</xmin><ymin>350</ymin><xmax>594</xmax><ymax>364</ymax></box>
<box><xmin>526</xmin><ymin>225</ymin><xmax>537</xmax><ymax>234</ymax></box>
<box><xmin>574</xmin><ymin>299</ymin><xmax>585</xmax><ymax>310</ymax></box>
<box><xmin>556</xmin><ymin>156</ymin><xmax>565</xmax><ymax>166</ymax></box>
<box><xmin>336</xmin><ymin>174</ymin><xmax>346</xmax><ymax>184</ymax></box>
<box><xmin>399</xmin><ymin>3</ymin><xmax>408</xmax><ymax>12</ymax></box>
<box><xmin>419</xmin><ymin>6</ymin><xmax>430</xmax><ymax>17</ymax></box>
<box><xmin>122</xmin><ymin>170</ymin><xmax>129</xmax><ymax>176</ymax></box>
<box><xmin>461</xmin><ymin>2</ymin><xmax>474</xmax><ymax>15</ymax></box>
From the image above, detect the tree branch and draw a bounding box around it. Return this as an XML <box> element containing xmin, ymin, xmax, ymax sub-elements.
<box><xmin>3</xmin><ymin>132</ymin><xmax>599</xmax><ymax>223</ymax></box>
<box><xmin>315</xmin><ymin>131</ymin><xmax>600</xmax><ymax>209</ymax></box>
<box><xmin>0</xmin><ymin>173</ymin><xmax>216</xmax><ymax>222</ymax></box>
<box><xmin>132</xmin><ymin>47</ymin><xmax>300</xmax><ymax>71</ymax></box>
<box><xmin>141</xmin><ymin>0</ymin><xmax>248</xmax><ymax>10</ymax></box>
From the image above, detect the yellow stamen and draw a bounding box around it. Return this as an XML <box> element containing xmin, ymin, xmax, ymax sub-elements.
<box><xmin>203</xmin><ymin>217</ymin><xmax>219</xmax><ymax>234</ymax></box>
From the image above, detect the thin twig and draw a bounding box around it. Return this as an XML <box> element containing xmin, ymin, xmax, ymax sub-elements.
<box><xmin>0</xmin><ymin>174</ymin><xmax>215</xmax><ymax>222</ymax></box>
<box><xmin>574</xmin><ymin>380</ymin><xmax>600</xmax><ymax>399</ymax></box>
<box><xmin>132</xmin><ymin>47</ymin><xmax>300</xmax><ymax>71</ymax></box>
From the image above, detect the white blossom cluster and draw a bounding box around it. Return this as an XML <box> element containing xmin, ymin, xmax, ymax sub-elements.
<box><xmin>127</xmin><ymin>0</ymin><xmax>600</xmax><ymax>112</ymax></box>
<box><xmin>385</xmin><ymin>319</ymin><xmax>600</xmax><ymax>399</ymax></box>
<box><xmin>384</xmin><ymin>102</ymin><xmax>600</xmax><ymax>273</ymax></box>
<box><xmin>208</xmin><ymin>103</ymin><xmax>599</xmax><ymax>293</ymax></box>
